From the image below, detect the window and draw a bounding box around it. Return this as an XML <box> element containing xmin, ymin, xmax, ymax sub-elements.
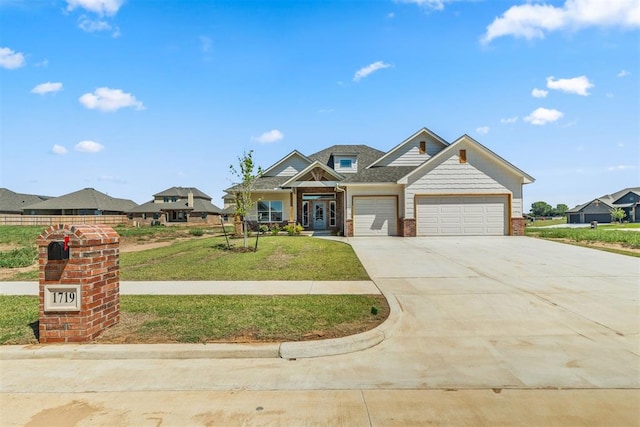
<box><xmin>163</xmin><ymin>197</ymin><xmax>169</xmax><ymax>202</ymax></box>
<box><xmin>459</xmin><ymin>149</ymin><xmax>467</xmax><ymax>163</ymax></box>
<box><xmin>257</xmin><ymin>200</ymin><xmax>283</xmax><ymax>222</ymax></box>
<box><xmin>302</xmin><ymin>201</ymin><xmax>309</xmax><ymax>227</ymax></box>
<box><xmin>339</xmin><ymin>159</ymin><xmax>352</xmax><ymax>168</ymax></box>
<box><xmin>419</xmin><ymin>141</ymin><xmax>426</xmax><ymax>154</ymax></box>
<box><xmin>329</xmin><ymin>201</ymin><xmax>336</xmax><ymax>227</ymax></box>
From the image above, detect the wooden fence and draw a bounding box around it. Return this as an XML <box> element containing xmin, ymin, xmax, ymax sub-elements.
<box><xmin>0</xmin><ymin>215</ymin><xmax>129</xmax><ymax>226</ymax></box>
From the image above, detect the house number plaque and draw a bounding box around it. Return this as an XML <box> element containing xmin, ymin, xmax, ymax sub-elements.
<box><xmin>44</xmin><ymin>285</ymin><xmax>81</xmax><ymax>312</ymax></box>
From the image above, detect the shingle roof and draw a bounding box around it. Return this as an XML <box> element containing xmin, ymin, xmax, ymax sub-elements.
<box><xmin>308</xmin><ymin>145</ymin><xmax>385</xmax><ymax>171</ymax></box>
<box><xmin>225</xmin><ymin>176</ymin><xmax>291</xmax><ymax>193</ymax></box>
<box><xmin>24</xmin><ymin>188</ymin><xmax>137</xmax><ymax>212</ymax></box>
<box><xmin>342</xmin><ymin>166</ymin><xmax>417</xmax><ymax>183</ymax></box>
<box><xmin>153</xmin><ymin>186</ymin><xmax>212</xmax><ymax>200</ymax></box>
<box><xmin>566</xmin><ymin>187</ymin><xmax>640</xmax><ymax>213</ymax></box>
<box><xmin>0</xmin><ymin>188</ymin><xmax>50</xmax><ymax>213</ymax></box>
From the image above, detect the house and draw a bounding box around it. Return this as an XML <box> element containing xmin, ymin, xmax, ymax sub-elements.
<box><xmin>566</xmin><ymin>187</ymin><xmax>640</xmax><ymax>224</ymax></box>
<box><xmin>23</xmin><ymin>187</ymin><xmax>136</xmax><ymax>216</ymax></box>
<box><xmin>129</xmin><ymin>186</ymin><xmax>222</xmax><ymax>225</ymax></box>
<box><xmin>224</xmin><ymin>127</ymin><xmax>534</xmax><ymax>236</ymax></box>
<box><xmin>0</xmin><ymin>188</ymin><xmax>50</xmax><ymax>214</ymax></box>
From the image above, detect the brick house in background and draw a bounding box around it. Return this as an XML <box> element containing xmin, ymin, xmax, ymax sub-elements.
<box><xmin>129</xmin><ymin>186</ymin><xmax>222</xmax><ymax>225</ymax></box>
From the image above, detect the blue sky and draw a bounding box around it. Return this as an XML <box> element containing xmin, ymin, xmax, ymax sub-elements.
<box><xmin>1</xmin><ymin>0</ymin><xmax>638</xmax><ymax>211</ymax></box>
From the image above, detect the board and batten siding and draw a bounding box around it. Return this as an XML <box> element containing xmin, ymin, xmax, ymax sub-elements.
<box><xmin>266</xmin><ymin>155</ymin><xmax>311</xmax><ymax>177</ymax></box>
<box><xmin>379</xmin><ymin>135</ymin><xmax>446</xmax><ymax>167</ymax></box>
<box><xmin>404</xmin><ymin>152</ymin><xmax>523</xmax><ymax>219</ymax></box>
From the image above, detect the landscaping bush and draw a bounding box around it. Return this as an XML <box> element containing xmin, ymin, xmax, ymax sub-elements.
<box><xmin>189</xmin><ymin>228</ymin><xmax>204</xmax><ymax>237</ymax></box>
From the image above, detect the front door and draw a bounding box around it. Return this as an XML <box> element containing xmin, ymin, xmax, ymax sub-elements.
<box><xmin>313</xmin><ymin>201</ymin><xmax>326</xmax><ymax>230</ymax></box>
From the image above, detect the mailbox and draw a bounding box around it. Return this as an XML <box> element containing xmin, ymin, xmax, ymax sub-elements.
<box><xmin>47</xmin><ymin>241</ymin><xmax>69</xmax><ymax>260</ymax></box>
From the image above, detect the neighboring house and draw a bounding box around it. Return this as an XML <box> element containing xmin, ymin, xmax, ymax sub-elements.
<box><xmin>566</xmin><ymin>187</ymin><xmax>640</xmax><ymax>224</ymax></box>
<box><xmin>22</xmin><ymin>187</ymin><xmax>137</xmax><ymax>215</ymax></box>
<box><xmin>129</xmin><ymin>186</ymin><xmax>222</xmax><ymax>225</ymax></box>
<box><xmin>224</xmin><ymin>127</ymin><xmax>534</xmax><ymax>236</ymax></box>
<box><xmin>0</xmin><ymin>188</ymin><xmax>49</xmax><ymax>214</ymax></box>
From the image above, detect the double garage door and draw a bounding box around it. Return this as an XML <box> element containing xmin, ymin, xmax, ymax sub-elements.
<box><xmin>416</xmin><ymin>196</ymin><xmax>508</xmax><ymax>236</ymax></box>
<box><xmin>353</xmin><ymin>196</ymin><xmax>398</xmax><ymax>236</ymax></box>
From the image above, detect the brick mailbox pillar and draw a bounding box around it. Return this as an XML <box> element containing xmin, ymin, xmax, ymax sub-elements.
<box><xmin>37</xmin><ymin>224</ymin><xmax>120</xmax><ymax>343</ymax></box>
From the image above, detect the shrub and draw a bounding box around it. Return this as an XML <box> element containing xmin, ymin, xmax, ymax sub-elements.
<box><xmin>189</xmin><ymin>228</ymin><xmax>204</xmax><ymax>237</ymax></box>
<box><xmin>270</xmin><ymin>225</ymin><xmax>280</xmax><ymax>235</ymax></box>
<box><xmin>283</xmin><ymin>223</ymin><xmax>304</xmax><ymax>236</ymax></box>
<box><xmin>259</xmin><ymin>225</ymin><xmax>269</xmax><ymax>234</ymax></box>
<box><xmin>0</xmin><ymin>246</ymin><xmax>38</xmax><ymax>268</ymax></box>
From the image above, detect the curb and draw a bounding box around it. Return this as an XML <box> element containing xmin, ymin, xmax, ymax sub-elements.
<box><xmin>0</xmin><ymin>293</ymin><xmax>402</xmax><ymax>361</ymax></box>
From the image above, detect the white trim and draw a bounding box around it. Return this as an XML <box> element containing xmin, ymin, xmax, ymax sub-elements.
<box><xmin>262</xmin><ymin>150</ymin><xmax>313</xmax><ymax>177</ymax></box>
<box><xmin>281</xmin><ymin>161</ymin><xmax>344</xmax><ymax>187</ymax></box>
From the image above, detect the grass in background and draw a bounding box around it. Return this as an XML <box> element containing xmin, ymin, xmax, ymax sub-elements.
<box><xmin>0</xmin><ymin>294</ymin><xmax>388</xmax><ymax>345</ymax></box>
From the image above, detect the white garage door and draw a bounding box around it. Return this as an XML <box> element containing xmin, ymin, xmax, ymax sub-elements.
<box><xmin>353</xmin><ymin>196</ymin><xmax>398</xmax><ymax>236</ymax></box>
<box><xmin>416</xmin><ymin>196</ymin><xmax>507</xmax><ymax>236</ymax></box>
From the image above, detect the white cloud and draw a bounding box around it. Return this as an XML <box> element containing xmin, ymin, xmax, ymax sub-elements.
<box><xmin>607</xmin><ymin>164</ymin><xmax>636</xmax><ymax>171</ymax></box>
<box><xmin>253</xmin><ymin>129</ymin><xmax>284</xmax><ymax>144</ymax></box>
<box><xmin>200</xmin><ymin>36</ymin><xmax>212</xmax><ymax>53</ymax></box>
<box><xmin>0</xmin><ymin>47</ymin><xmax>26</xmax><ymax>69</ymax></box>
<box><xmin>500</xmin><ymin>116</ymin><xmax>518</xmax><ymax>124</ymax></box>
<box><xmin>531</xmin><ymin>88</ymin><xmax>548</xmax><ymax>98</ymax></box>
<box><xmin>66</xmin><ymin>0</ymin><xmax>123</xmax><ymax>16</ymax></box>
<box><xmin>35</xmin><ymin>59</ymin><xmax>49</xmax><ymax>68</ymax></box>
<box><xmin>78</xmin><ymin>16</ymin><xmax>110</xmax><ymax>32</ymax></box>
<box><xmin>79</xmin><ymin>87</ymin><xmax>145</xmax><ymax>112</ymax></box>
<box><xmin>481</xmin><ymin>0</ymin><xmax>640</xmax><ymax>44</ymax></box>
<box><xmin>75</xmin><ymin>140</ymin><xmax>104</xmax><ymax>153</ymax></box>
<box><xmin>387</xmin><ymin>12</ymin><xmax>395</xmax><ymax>18</ymax></box>
<box><xmin>31</xmin><ymin>82</ymin><xmax>63</xmax><ymax>95</ymax></box>
<box><xmin>617</xmin><ymin>69</ymin><xmax>630</xmax><ymax>77</ymax></box>
<box><xmin>524</xmin><ymin>107</ymin><xmax>564</xmax><ymax>125</ymax></box>
<box><xmin>394</xmin><ymin>0</ymin><xmax>448</xmax><ymax>11</ymax></box>
<box><xmin>353</xmin><ymin>61</ymin><xmax>392</xmax><ymax>82</ymax></box>
<box><xmin>51</xmin><ymin>144</ymin><xmax>68</xmax><ymax>155</ymax></box>
<box><xmin>546</xmin><ymin>75</ymin><xmax>594</xmax><ymax>96</ymax></box>
<box><xmin>476</xmin><ymin>126</ymin><xmax>490</xmax><ymax>135</ymax></box>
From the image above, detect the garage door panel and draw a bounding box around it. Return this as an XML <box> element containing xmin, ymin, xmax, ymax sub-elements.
<box><xmin>417</xmin><ymin>196</ymin><xmax>507</xmax><ymax>236</ymax></box>
<box><xmin>353</xmin><ymin>197</ymin><xmax>398</xmax><ymax>236</ymax></box>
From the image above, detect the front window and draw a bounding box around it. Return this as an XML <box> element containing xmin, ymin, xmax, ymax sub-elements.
<box><xmin>339</xmin><ymin>159</ymin><xmax>352</xmax><ymax>168</ymax></box>
<box><xmin>257</xmin><ymin>200</ymin><xmax>283</xmax><ymax>222</ymax></box>
<box><xmin>329</xmin><ymin>201</ymin><xmax>336</xmax><ymax>227</ymax></box>
<box><xmin>302</xmin><ymin>201</ymin><xmax>309</xmax><ymax>227</ymax></box>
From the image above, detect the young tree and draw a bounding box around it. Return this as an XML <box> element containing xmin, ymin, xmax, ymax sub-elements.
<box><xmin>229</xmin><ymin>150</ymin><xmax>263</xmax><ymax>248</ymax></box>
<box><xmin>610</xmin><ymin>207</ymin><xmax>626</xmax><ymax>224</ymax></box>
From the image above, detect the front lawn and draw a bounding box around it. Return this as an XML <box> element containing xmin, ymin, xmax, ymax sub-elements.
<box><xmin>0</xmin><ymin>294</ymin><xmax>389</xmax><ymax>345</ymax></box>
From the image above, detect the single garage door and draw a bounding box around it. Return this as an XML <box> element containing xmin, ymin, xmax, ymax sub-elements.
<box><xmin>416</xmin><ymin>196</ymin><xmax>507</xmax><ymax>236</ymax></box>
<box><xmin>353</xmin><ymin>196</ymin><xmax>398</xmax><ymax>236</ymax></box>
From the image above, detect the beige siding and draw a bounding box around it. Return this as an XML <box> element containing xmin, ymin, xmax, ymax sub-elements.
<box><xmin>247</xmin><ymin>192</ymin><xmax>292</xmax><ymax>222</ymax></box>
<box><xmin>266</xmin><ymin>155</ymin><xmax>310</xmax><ymax>177</ymax></box>
<box><xmin>380</xmin><ymin>135</ymin><xmax>446</xmax><ymax>167</ymax></box>
<box><xmin>405</xmin><ymin>147</ymin><xmax>523</xmax><ymax>219</ymax></box>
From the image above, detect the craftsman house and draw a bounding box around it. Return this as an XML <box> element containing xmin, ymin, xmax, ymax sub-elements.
<box><xmin>129</xmin><ymin>186</ymin><xmax>222</xmax><ymax>225</ymax></box>
<box><xmin>224</xmin><ymin>127</ymin><xmax>534</xmax><ymax>236</ymax></box>
<box><xmin>566</xmin><ymin>187</ymin><xmax>640</xmax><ymax>224</ymax></box>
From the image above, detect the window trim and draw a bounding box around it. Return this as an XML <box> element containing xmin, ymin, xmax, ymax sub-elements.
<box><xmin>329</xmin><ymin>200</ymin><xmax>336</xmax><ymax>227</ymax></box>
<box><xmin>257</xmin><ymin>200</ymin><xmax>283</xmax><ymax>223</ymax></box>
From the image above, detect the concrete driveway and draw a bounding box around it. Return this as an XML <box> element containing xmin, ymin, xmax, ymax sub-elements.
<box><xmin>1</xmin><ymin>236</ymin><xmax>639</xmax><ymax>426</ymax></box>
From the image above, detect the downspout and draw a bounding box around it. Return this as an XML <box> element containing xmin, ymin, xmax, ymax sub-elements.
<box><xmin>335</xmin><ymin>183</ymin><xmax>345</xmax><ymax>236</ymax></box>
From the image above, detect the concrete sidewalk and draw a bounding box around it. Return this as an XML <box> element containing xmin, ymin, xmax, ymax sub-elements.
<box><xmin>0</xmin><ymin>280</ymin><xmax>381</xmax><ymax>295</ymax></box>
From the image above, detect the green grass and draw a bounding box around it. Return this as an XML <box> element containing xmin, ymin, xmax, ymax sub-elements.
<box><xmin>526</xmin><ymin>226</ymin><xmax>640</xmax><ymax>255</ymax></box>
<box><xmin>0</xmin><ymin>294</ymin><xmax>388</xmax><ymax>345</ymax></box>
<box><xmin>527</xmin><ymin>218</ymin><xmax>567</xmax><ymax>227</ymax></box>
<box><xmin>0</xmin><ymin>225</ymin><xmax>369</xmax><ymax>281</ymax></box>
<box><xmin>120</xmin><ymin>236</ymin><xmax>369</xmax><ymax>281</ymax></box>
<box><xmin>0</xmin><ymin>246</ymin><xmax>38</xmax><ymax>268</ymax></box>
